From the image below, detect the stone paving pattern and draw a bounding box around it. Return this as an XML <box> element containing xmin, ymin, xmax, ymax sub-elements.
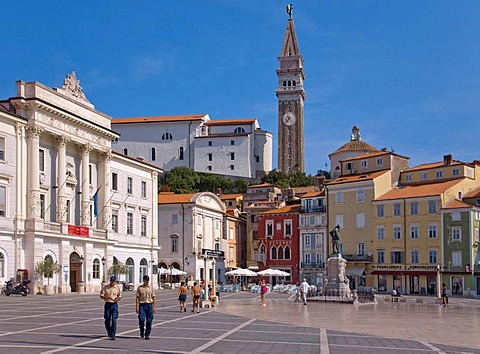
<box><xmin>0</xmin><ymin>289</ymin><xmax>478</xmax><ymax>353</ymax></box>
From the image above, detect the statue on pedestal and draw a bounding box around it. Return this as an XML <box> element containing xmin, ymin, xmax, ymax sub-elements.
<box><xmin>329</xmin><ymin>224</ymin><xmax>341</xmax><ymax>255</ymax></box>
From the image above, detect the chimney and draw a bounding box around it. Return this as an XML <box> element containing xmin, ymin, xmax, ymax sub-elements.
<box><xmin>443</xmin><ymin>154</ymin><xmax>452</xmax><ymax>166</ymax></box>
<box><xmin>216</xmin><ymin>188</ymin><xmax>222</xmax><ymax>196</ymax></box>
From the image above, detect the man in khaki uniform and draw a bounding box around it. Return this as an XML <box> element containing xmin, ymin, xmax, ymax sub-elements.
<box><xmin>100</xmin><ymin>276</ymin><xmax>122</xmax><ymax>340</ymax></box>
<box><xmin>136</xmin><ymin>275</ymin><xmax>156</xmax><ymax>340</ymax></box>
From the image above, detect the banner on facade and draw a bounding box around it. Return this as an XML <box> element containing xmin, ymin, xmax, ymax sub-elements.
<box><xmin>68</xmin><ymin>225</ymin><xmax>89</xmax><ymax>237</ymax></box>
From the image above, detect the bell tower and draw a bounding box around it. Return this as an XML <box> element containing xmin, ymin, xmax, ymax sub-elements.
<box><xmin>276</xmin><ymin>5</ymin><xmax>306</xmax><ymax>173</ymax></box>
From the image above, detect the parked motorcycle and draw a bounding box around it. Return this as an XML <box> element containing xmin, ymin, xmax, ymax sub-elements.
<box><xmin>121</xmin><ymin>281</ymin><xmax>134</xmax><ymax>291</ymax></box>
<box><xmin>4</xmin><ymin>279</ymin><xmax>30</xmax><ymax>296</ymax></box>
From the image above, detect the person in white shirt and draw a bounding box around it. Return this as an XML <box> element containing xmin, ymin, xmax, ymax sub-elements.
<box><xmin>300</xmin><ymin>279</ymin><xmax>310</xmax><ymax>305</ymax></box>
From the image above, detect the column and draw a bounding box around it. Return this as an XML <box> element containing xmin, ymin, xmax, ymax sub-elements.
<box><xmin>99</xmin><ymin>151</ymin><xmax>112</xmax><ymax>229</ymax></box>
<box><xmin>80</xmin><ymin>144</ymin><xmax>92</xmax><ymax>226</ymax></box>
<box><xmin>26</xmin><ymin>126</ymin><xmax>43</xmax><ymax>219</ymax></box>
<box><xmin>56</xmin><ymin>136</ymin><xmax>70</xmax><ymax>222</ymax></box>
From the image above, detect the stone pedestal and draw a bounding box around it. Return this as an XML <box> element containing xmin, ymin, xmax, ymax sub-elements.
<box><xmin>324</xmin><ymin>254</ymin><xmax>351</xmax><ymax>296</ymax></box>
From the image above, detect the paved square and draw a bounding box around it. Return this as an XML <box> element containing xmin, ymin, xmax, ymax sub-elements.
<box><xmin>0</xmin><ymin>290</ymin><xmax>478</xmax><ymax>353</ymax></box>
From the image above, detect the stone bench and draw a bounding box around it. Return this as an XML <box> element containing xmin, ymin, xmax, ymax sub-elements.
<box><xmin>390</xmin><ymin>296</ymin><xmax>401</xmax><ymax>302</ymax></box>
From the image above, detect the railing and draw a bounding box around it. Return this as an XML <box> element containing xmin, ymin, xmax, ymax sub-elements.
<box><xmin>342</xmin><ymin>254</ymin><xmax>374</xmax><ymax>262</ymax></box>
<box><xmin>300</xmin><ymin>206</ymin><xmax>327</xmax><ymax>213</ymax></box>
<box><xmin>254</xmin><ymin>253</ymin><xmax>266</xmax><ymax>263</ymax></box>
<box><xmin>91</xmin><ymin>229</ymin><xmax>108</xmax><ymax>239</ymax></box>
<box><xmin>42</xmin><ymin>221</ymin><xmax>61</xmax><ymax>232</ymax></box>
<box><xmin>300</xmin><ymin>262</ymin><xmax>325</xmax><ymax>269</ymax></box>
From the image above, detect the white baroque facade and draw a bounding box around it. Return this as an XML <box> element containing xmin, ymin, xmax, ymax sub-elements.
<box><xmin>0</xmin><ymin>73</ymin><xmax>161</xmax><ymax>294</ymax></box>
<box><xmin>157</xmin><ymin>192</ymin><xmax>226</xmax><ymax>284</ymax></box>
<box><xmin>111</xmin><ymin>116</ymin><xmax>272</xmax><ymax>179</ymax></box>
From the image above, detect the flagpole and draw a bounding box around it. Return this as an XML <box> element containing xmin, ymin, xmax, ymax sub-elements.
<box><xmin>92</xmin><ymin>189</ymin><xmax>117</xmax><ymax>225</ymax></box>
<box><xmin>102</xmin><ymin>193</ymin><xmax>130</xmax><ymax>229</ymax></box>
<box><xmin>59</xmin><ymin>178</ymin><xmax>87</xmax><ymax>221</ymax></box>
<box><xmin>42</xmin><ymin>172</ymin><xmax>70</xmax><ymax>219</ymax></box>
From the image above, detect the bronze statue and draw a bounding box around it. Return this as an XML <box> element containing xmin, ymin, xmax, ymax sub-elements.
<box><xmin>329</xmin><ymin>224</ymin><xmax>341</xmax><ymax>254</ymax></box>
<box><xmin>286</xmin><ymin>4</ymin><xmax>293</xmax><ymax>19</ymax></box>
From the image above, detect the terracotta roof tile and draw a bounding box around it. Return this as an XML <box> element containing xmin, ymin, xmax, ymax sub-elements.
<box><xmin>404</xmin><ymin>160</ymin><xmax>463</xmax><ymax>172</ymax></box>
<box><xmin>248</xmin><ymin>183</ymin><xmax>273</xmax><ymax>188</ymax></box>
<box><xmin>301</xmin><ymin>191</ymin><xmax>325</xmax><ymax>198</ymax></box>
<box><xmin>443</xmin><ymin>199</ymin><xmax>473</xmax><ymax>210</ymax></box>
<box><xmin>260</xmin><ymin>204</ymin><xmax>301</xmax><ymax>215</ymax></box>
<box><xmin>463</xmin><ymin>186</ymin><xmax>480</xmax><ymax>199</ymax></box>
<box><xmin>329</xmin><ymin>140</ymin><xmax>378</xmax><ymax>157</ymax></box>
<box><xmin>326</xmin><ymin>170</ymin><xmax>389</xmax><ymax>186</ymax></box>
<box><xmin>374</xmin><ymin>179</ymin><xmax>463</xmax><ymax>201</ymax></box>
<box><xmin>158</xmin><ymin>192</ymin><xmax>195</xmax><ymax>204</ymax></box>
<box><xmin>219</xmin><ymin>194</ymin><xmax>243</xmax><ymax>200</ymax></box>
<box><xmin>205</xmin><ymin>119</ymin><xmax>256</xmax><ymax>126</ymax></box>
<box><xmin>112</xmin><ymin>114</ymin><xmax>207</xmax><ymax>124</ymax></box>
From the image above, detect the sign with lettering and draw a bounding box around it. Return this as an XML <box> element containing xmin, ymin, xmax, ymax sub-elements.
<box><xmin>201</xmin><ymin>248</ymin><xmax>225</xmax><ymax>259</ymax></box>
<box><xmin>68</xmin><ymin>225</ymin><xmax>90</xmax><ymax>237</ymax></box>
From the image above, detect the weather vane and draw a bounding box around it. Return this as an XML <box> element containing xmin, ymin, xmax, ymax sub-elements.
<box><xmin>286</xmin><ymin>4</ymin><xmax>293</xmax><ymax>19</ymax></box>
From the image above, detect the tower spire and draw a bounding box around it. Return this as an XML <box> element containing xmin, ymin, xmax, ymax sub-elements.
<box><xmin>276</xmin><ymin>5</ymin><xmax>306</xmax><ymax>173</ymax></box>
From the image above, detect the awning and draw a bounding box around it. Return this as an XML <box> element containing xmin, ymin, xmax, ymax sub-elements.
<box><xmin>248</xmin><ymin>266</ymin><xmax>259</xmax><ymax>270</ymax></box>
<box><xmin>345</xmin><ymin>266</ymin><xmax>366</xmax><ymax>276</ymax></box>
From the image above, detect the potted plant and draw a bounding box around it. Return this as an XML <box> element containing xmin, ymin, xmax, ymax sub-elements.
<box><xmin>107</xmin><ymin>261</ymin><xmax>129</xmax><ymax>289</ymax></box>
<box><xmin>34</xmin><ymin>258</ymin><xmax>62</xmax><ymax>295</ymax></box>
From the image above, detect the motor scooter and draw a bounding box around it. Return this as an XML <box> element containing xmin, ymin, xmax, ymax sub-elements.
<box><xmin>4</xmin><ymin>279</ymin><xmax>30</xmax><ymax>296</ymax></box>
<box><xmin>122</xmin><ymin>281</ymin><xmax>134</xmax><ymax>291</ymax></box>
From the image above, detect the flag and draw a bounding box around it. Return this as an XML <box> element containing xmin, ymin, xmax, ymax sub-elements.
<box><xmin>93</xmin><ymin>187</ymin><xmax>101</xmax><ymax>218</ymax></box>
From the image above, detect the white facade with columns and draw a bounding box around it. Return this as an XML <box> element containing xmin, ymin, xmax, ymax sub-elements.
<box><xmin>0</xmin><ymin>73</ymin><xmax>162</xmax><ymax>294</ymax></box>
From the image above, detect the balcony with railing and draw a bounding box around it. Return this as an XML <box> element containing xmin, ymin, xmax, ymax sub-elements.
<box><xmin>300</xmin><ymin>206</ymin><xmax>327</xmax><ymax>213</ymax></box>
<box><xmin>342</xmin><ymin>254</ymin><xmax>374</xmax><ymax>262</ymax></box>
<box><xmin>254</xmin><ymin>252</ymin><xmax>266</xmax><ymax>264</ymax></box>
<box><xmin>300</xmin><ymin>262</ymin><xmax>325</xmax><ymax>269</ymax></box>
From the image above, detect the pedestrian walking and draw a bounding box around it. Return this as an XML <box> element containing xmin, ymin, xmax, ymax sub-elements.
<box><xmin>260</xmin><ymin>280</ymin><xmax>267</xmax><ymax>306</ymax></box>
<box><xmin>100</xmin><ymin>275</ymin><xmax>122</xmax><ymax>340</ymax></box>
<box><xmin>178</xmin><ymin>281</ymin><xmax>187</xmax><ymax>313</ymax></box>
<box><xmin>191</xmin><ymin>281</ymin><xmax>201</xmax><ymax>313</ymax></box>
<box><xmin>207</xmin><ymin>284</ymin><xmax>216</xmax><ymax>307</ymax></box>
<box><xmin>300</xmin><ymin>278</ymin><xmax>310</xmax><ymax>305</ymax></box>
<box><xmin>441</xmin><ymin>282</ymin><xmax>448</xmax><ymax>305</ymax></box>
<box><xmin>136</xmin><ymin>275</ymin><xmax>156</xmax><ymax>340</ymax></box>
<box><xmin>294</xmin><ymin>283</ymin><xmax>301</xmax><ymax>302</ymax></box>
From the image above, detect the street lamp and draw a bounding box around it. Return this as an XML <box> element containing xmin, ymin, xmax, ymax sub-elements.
<box><xmin>79</xmin><ymin>255</ymin><xmax>84</xmax><ymax>282</ymax></box>
<box><xmin>436</xmin><ymin>264</ymin><xmax>442</xmax><ymax>300</ymax></box>
<box><xmin>101</xmin><ymin>257</ymin><xmax>106</xmax><ymax>282</ymax></box>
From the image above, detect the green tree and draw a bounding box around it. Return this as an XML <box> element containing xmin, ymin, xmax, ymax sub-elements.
<box><xmin>107</xmin><ymin>262</ymin><xmax>129</xmax><ymax>277</ymax></box>
<box><xmin>261</xmin><ymin>170</ymin><xmax>317</xmax><ymax>189</ymax></box>
<box><xmin>34</xmin><ymin>257</ymin><xmax>62</xmax><ymax>285</ymax></box>
<box><xmin>164</xmin><ymin>167</ymin><xmax>199</xmax><ymax>194</ymax></box>
<box><xmin>316</xmin><ymin>169</ymin><xmax>331</xmax><ymax>179</ymax></box>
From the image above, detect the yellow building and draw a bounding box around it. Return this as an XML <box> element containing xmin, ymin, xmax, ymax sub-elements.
<box><xmin>326</xmin><ymin>150</ymin><xmax>409</xmax><ymax>289</ymax></box>
<box><xmin>372</xmin><ymin>155</ymin><xmax>480</xmax><ymax>294</ymax></box>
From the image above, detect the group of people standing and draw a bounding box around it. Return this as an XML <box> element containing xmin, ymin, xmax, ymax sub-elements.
<box><xmin>100</xmin><ymin>274</ymin><xmax>156</xmax><ymax>340</ymax></box>
<box><xmin>177</xmin><ymin>281</ymin><xmax>207</xmax><ymax>313</ymax></box>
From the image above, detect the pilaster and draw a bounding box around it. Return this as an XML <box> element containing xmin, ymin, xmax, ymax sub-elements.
<box><xmin>26</xmin><ymin>126</ymin><xmax>44</xmax><ymax>219</ymax></box>
<box><xmin>56</xmin><ymin>136</ymin><xmax>70</xmax><ymax>222</ymax></box>
<box><xmin>80</xmin><ymin>144</ymin><xmax>93</xmax><ymax>226</ymax></box>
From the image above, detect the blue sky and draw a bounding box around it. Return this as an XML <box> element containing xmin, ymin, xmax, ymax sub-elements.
<box><xmin>1</xmin><ymin>1</ymin><xmax>479</xmax><ymax>175</ymax></box>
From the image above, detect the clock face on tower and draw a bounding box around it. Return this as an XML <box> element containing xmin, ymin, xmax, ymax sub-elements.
<box><xmin>282</xmin><ymin>111</ymin><xmax>296</xmax><ymax>126</ymax></box>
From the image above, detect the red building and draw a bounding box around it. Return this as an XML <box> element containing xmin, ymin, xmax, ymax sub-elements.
<box><xmin>256</xmin><ymin>204</ymin><xmax>301</xmax><ymax>284</ymax></box>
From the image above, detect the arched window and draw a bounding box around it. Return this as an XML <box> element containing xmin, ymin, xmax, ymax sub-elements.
<box><xmin>283</xmin><ymin>81</ymin><xmax>286</xmax><ymax>87</ymax></box>
<box><xmin>271</xmin><ymin>246</ymin><xmax>277</xmax><ymax>260</ymax></box>
<box><xmin>162</xmin><ymin>132</ymin><xmax>173</xmax><ymax>140</ymax></box>
<box><xmin>234</xmin><ymin>127</ymin><xmax>245</xmax><ymax>134</ymax></box>
<box><xmin>277</xmin><ymin>246</ymin><xmax>284</xmax><ymax>260</ymax></box>
<box><xmin>179</xmin><ymin>147</ymin><xmax>184</xmax><ymax>160</ymax></box>
<box><xmin>259</xmin><ymin>244</ymin><xmax>266</xmax><ymax>254</ymax></box>
<box><xmin>123</xmin><ymin>148</ymin><xmax>128</xmax><ymax>156</ymax></box>
<box><xmin>288</xmin><ymin>81</ymin><xmax>291</xmax><ymax>86</ymax></box>
<box><xmin>293</xmin><ymin>80</ymin><xmax>296</xmax><ymax>86</ymax></box>
<box><xmin>151</xmin><ymin>147</ymin><xmax>156</xmax><ymax>161</ymax></box>
<box><xmin>284</xmin><ymin>246</ymin><xmax>291</xmax><ymax>260</ymax></box>
<box><xmin>93</xmin><ymin>258</ymin><xmax>100</xmax><ymax>279</ymax></box>
<box><xmin>44</xmin><ymin>254</ymin><xmax>54</xmax><ymax>278</ymax></box>
<box><xmin>0</xmin><ymin>253</ymin><xmax>4</xmax><ymax>277</ymax></box>
<box><xmin>126</xmin><ymin>258</ymin><xmax>134</xmax><ymax>284</ymax></box>
<box><xmin>139</xmin><ymin>258</ymin><xmax>148</xmax><ymax>283</ymax></box>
